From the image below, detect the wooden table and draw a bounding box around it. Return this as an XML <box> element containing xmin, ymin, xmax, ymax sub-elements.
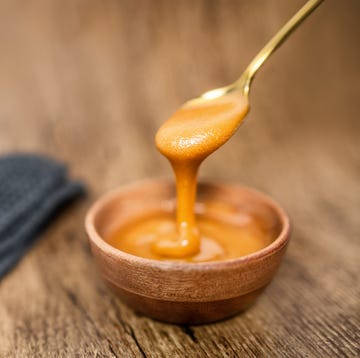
<box><xmin>0</xmin><ymin>0</ymin><xmax>359</xmax><ymax>356</ymax></box>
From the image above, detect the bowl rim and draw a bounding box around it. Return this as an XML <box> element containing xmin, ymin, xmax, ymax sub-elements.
<box><xmin>85</xmin><ymin>177</ymin><xmax>291</xmax><ymax>271</ymax></box>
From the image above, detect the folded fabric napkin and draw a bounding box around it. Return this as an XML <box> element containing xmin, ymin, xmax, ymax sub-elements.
<box><xmin>0</xmin><ymin>153</ymin><xmax>85</xmax><ymax>279</ymax></box>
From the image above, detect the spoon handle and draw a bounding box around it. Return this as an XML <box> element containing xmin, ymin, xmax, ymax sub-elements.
<box><xmin>238</xmin><ymin>0</ymin><xmax>324</xmax><ymax>95</ymax></box>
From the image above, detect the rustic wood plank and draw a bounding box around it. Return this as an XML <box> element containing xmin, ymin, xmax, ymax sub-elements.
<box><xmin>0</xmin><ymin>0</ymin><xmax>359</xmax><ymax>356</ymax></box>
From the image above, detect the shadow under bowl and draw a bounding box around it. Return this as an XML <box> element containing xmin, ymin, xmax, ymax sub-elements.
<box><xmin>85</xmin><ymin>178</ymin><xmax>290</xmax><ymax>325</ymax></box>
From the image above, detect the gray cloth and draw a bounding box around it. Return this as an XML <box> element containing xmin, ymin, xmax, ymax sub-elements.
<box><xmin>0</xmin><ymin>153</ymin><xmax>85</xmax><ymax>278</ymax></box>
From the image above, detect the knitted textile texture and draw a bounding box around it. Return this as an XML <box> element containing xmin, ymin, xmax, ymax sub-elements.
<box><xmin>0</xmin><ymin>153</ymin><xmax>85</xmax><ymax>279</ymax></box>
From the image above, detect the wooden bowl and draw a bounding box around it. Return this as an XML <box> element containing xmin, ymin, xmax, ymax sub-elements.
<box><xmin>85</xmin><ymin>178</ymin><xmax>290</xmax><ymax>325</ymax></box>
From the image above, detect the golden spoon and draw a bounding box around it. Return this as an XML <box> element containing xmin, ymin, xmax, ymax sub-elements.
<box><xmin>154</xmin><ymin>0</ymin><xmax>324</xmax><ymax>259</ymax></box>
<box><xmin>191</xmin><ymin>0</ymin><xmax>324</xmax><ymax>104</ymax></box>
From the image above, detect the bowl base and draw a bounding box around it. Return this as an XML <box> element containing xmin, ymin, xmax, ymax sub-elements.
<box><xmin>107</xmin><ymin>281</ymin><xmax>266</xmax><ymax>325</ymax></box>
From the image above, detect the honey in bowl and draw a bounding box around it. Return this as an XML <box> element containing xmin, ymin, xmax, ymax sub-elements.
<box><xmin>107</xmin><ymin>202</ymin><xmax>279</xmax><ymax>263</ymax></box>
<box><xmin>86</xmin><ymin>178</ymin><xmax>290</xmax><ymax>324</ymax></box>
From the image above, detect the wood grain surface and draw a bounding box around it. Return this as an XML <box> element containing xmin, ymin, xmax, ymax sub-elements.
<box><xmin>0</xmin><ymin>0</ymin><xmax>359</xmax><ymax>357</ymax></box>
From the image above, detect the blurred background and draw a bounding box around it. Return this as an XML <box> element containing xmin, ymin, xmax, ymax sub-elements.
<box><xmin>0</xmin><ymin>0</ymin><xmax>359</xmax><ymax>198</ymax></box>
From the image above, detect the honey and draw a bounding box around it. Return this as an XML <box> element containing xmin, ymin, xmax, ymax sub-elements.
<box><xmin>152</xmin><ymin>92</ymin><xmax>250</xmax><ymax>258</ymax></box>
<box><xmin>106</xmin><ymin>91</ymin><xmax>279</xmax><ymax>262</ymax></box>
